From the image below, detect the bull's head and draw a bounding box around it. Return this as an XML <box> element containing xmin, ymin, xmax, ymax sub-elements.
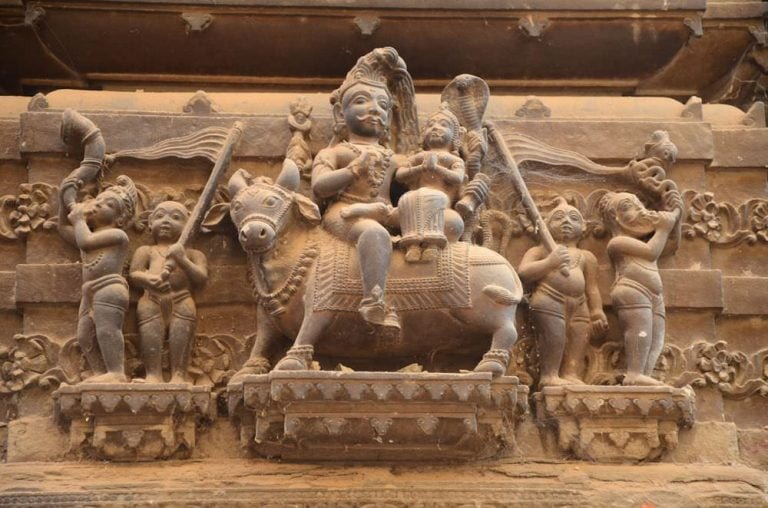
<box><xmin>204</xmin><ymin>160</ymin><xmax>320</xmax><ymax>254</ymax></box>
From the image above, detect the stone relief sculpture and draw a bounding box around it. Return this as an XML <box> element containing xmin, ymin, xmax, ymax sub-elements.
<box><xmin>285</xmin><ymin>97</ymin><xmax>314</xmax><ymax>181</ymax></box>
<box><xmin>396</xmin><ymin>104</ymin><xmax>467</xmax><ymax>263</ymax></box>
<box><xmin>518</xmin><ymin>199</ymin><xmax>607</xmax><ymax>388</ymax></box>
<box><xmin>57</xmin><ymin>110</ymin><xmax>137</xmax><ymax>384</ymax></box>
<box><xmin>600</xmin><ymin>192</ymin><xmax>680</xmax><ymax>386</ymax></box>
<box><xmin>8</xmin><ymin>46</ymin><xmax>701</xmax><ymax>464</ymax></box>
<box><xmin>129</xmin><ymin>201</ymin><xmax>208</xmax><ymax>384</ymax></box>
<box><xmin>220</xmin><ymin>48</ymin><xmax>524</xmax><ymax>381</ymax></box>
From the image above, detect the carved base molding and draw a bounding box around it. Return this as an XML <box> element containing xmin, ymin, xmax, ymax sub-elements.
<box><xmin>534</xmin><ymin>385</ymin><xmax>695</xmax><ymax>462</ymax></box>
<box><xmin>53</xmin><ymin>383</ymin><xmax>215</xmax><ymax>461</ymax></box>
<box><xmin>228</xmin><ymin>371</ymin><xmax>528</xmax><ymax>461</ymax></box>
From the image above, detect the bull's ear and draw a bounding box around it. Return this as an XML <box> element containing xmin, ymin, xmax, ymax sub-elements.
<box><xmin>201</xmin><ymin>202</ymin><xmax>233</xmax><ymax>233</ymax></box>
<box><xmin>275</xmin><ymin>159</ymin><xmax>300</xmax><ymax>192</ymax></box>
<box><xmin>293</xmin><ymin>193</ymin><xmax>321</xmax><ymax>224</ymax></box>
<box><xmin>228</xmin><ymin>168</ymin><xmax>253</xmax><ymax>198</ymax></box>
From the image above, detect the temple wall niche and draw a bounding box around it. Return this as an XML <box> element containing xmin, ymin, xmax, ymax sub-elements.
<box><xmin>0</xmin><ymin>88</ymin><xmax>766</xmax><ymax>469</ymax></box>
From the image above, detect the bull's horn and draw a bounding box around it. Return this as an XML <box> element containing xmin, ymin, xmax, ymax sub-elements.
<box><xmin>276</xmin><ymin>159</ymin><xmax>300</xmax><ymax>192</ymax></box>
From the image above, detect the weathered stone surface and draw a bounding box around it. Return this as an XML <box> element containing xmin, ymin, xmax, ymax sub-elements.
<box><xmin>723</xmin><ymin>276</ymin><xmax>768</xmax><ymax>315</ymax></box>
<box><xmin>665</xmin><ymin>421</ymin><xmax>740</xmax><ymax>464</ymax></box>
<box><xmin>0</xmin><ymin>120</ymin><xmax>20</xmax><ymax>160</ymax></box>
<box><xmin>0</xmin><ymin>271</ymin><xmax>15</xmax><ymax>310</ymax></box>
<box><xmin>712</xmin><ymin>129</ymin><xmax>768</xmax><ymax>168</ymax></box>
<box><xmin>661</xmin><ymin>269</ymin><xmax>723</xmax><ymax>309</ymax></box>
<box><xmin>6</xmin><ymin>416</ymin><xmax>68</xmax><ymax>463</ymax></box>
<box><xmin>15</xmin><ymin>264</ymin><xmax>81</xmax><ymax>304</ymax></box>
<box><xmin>738</xmin><ymin>428</ymin><xmax>768</xmax><ymax>470</ymax></box>
<box><xmin>0</xmin><ymin>460</ymin><xmax>765</xmax><ymax>507</ymax></box>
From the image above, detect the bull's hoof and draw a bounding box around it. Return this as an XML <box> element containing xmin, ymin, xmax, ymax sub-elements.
<box><xmin>229</xmin><ymin>357</ymin><xmax>272</xmax><ymax>384</ymax></box>
<box><xmin>473</xmin><ymin>349</ymin><xmax>511</xmax><ymax>378</ymax></box>
<box><xmin>275</xmin><ymin>345</ymin><xmax>314</xmax><ymax>371</ymax></box>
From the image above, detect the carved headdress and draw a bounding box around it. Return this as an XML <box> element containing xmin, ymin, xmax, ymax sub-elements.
<box><xmin>104</xmin><ymin>175</ymin><xmax>138</xmax><ymax>228</ymax></box>
<box><xmin>423</xmin><ymin>102</ymin><xmax>465</xmax><ymax>154</ymax></box>
<box><xmin>330</xmin><ymin>47</ymin><xmax>419</xmax><ymax>153</ymax></box>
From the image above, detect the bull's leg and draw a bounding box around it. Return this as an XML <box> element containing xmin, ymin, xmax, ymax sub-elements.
<box><xmin>230</xmin><ymin>305</ymin><xmax>283</xmax><ymax>383</ymax></box>
<box><xmin>274</xmin><ymin>311</ymin><xmax>333</xmax><ymax>371</ymax></box>
<box><xmin>474</xmin><ymin>318</ymin><xmax>517</xmax><ymax>377</ymax></box>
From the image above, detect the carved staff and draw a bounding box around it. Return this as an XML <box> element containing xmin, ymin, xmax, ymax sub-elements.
<box><xmin>486</xmin><ymin>122</ymin><xmax>569</xmax><ymax>276</ymax></box>
<box><xmin>162</xmin><ymin>122</ymin><xmax>243</xmax><ymax>279</ymax></box>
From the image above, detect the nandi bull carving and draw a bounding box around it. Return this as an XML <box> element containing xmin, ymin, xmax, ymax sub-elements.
<box><xmin>225</xmin><ymin>160</ymin><xmax>522</xmax><ymax>378</ymax></box>
<box><xmin>222</xmin><ymin>48</ymin><xmax>523</xmax><ymax>380</ymax></box>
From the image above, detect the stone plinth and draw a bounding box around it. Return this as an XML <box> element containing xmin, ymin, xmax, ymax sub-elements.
<box><xmin>534</xmin><ymin>385</ymin><xmax>695</xmax><ymax>462</ymax></box>
<box><xmin>54</xmin><ymin>383</ymin><xmax>215</xmax><ymax>461</ymax></box>
<box><xmin>228</xmin><ymin>371</ymin><xmax>528</xmax><ymax>461</ymax></box>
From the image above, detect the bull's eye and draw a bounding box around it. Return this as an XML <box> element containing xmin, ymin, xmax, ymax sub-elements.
<box><xmin>232</xmin><ymin>201</ymin><xmax>243</xmax><ymax>213</ymax></box>
<box><xmin>263</xmin><ymin>196</ymin><xmax>278</xmax><ymax>207</ymax></box>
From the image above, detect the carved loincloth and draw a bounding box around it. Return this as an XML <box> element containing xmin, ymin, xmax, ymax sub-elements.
<box><xmin>313</xmin><ymin>241</ymin><xmax>476</xmax><ymax>312</ymax></box>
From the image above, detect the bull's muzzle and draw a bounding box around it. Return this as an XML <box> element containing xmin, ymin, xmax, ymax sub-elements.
<box><xmin>238</xmin><ymin>220</ymin><xmax>276</xmax><ymax>253</ymax></box>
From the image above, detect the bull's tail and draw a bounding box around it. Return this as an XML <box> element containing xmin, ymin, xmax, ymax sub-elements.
<box><xmin>482</xmin><ymin>284</ymin><xmax>521</xmax><ymax>306</ymax></box>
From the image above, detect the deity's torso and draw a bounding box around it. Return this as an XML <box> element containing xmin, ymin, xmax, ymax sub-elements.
<box><xmin>405</xmin><ymin>150</ymin><xmax>464</xmax><ymax>201</ymax></box>
<box><xmin>80</xmin><ymin>237</ymin><xmax>129</xmax><ymax>283</ymax></box>
<box><xmin>313</xmin><ymin>141</ymin><xmax>396</xmax><ymax>240</ymax></box>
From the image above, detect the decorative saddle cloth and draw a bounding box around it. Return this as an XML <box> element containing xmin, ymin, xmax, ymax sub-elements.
<box><xmin>313</xmin><ymin>241</ymin><xmax>474</xmax><ymax>313</ymax></box>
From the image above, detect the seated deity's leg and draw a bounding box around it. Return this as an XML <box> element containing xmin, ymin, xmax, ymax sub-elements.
<box><xmin>350</xmin><ymin>219</ymin><xmax>399</xmax><ymax>330</ymax></box>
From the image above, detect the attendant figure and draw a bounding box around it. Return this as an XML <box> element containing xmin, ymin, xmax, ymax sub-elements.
<box><xmin>599</xmin><ymin>192</ymin><xmax>679</xmax><ymax>385</ymax></box>
<box><xmin>130</xmin><ymin>201</ymin><xmax>208</xmax><ymax>383</ymax></box>
<box><xmin>518</xmin><ymin>199</ymin><xmax>607</xmax><ymax>387</ymax></box>
<box><xmin>58</xmin><ymin>177</ymin><xmax>137</xmax><ymax>384</ymax></box>
<box><xmin>395</xmin><ymin>104</ymin><xmax>467</xmax><ymax>263</ymax></box>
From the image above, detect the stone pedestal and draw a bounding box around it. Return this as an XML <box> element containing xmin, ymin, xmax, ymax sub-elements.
<box><xmin>534</xmin><ymin>385</ymin><xmax>695</xmax><ymax>462</ymax></box>
<box><xmin>54</xmin><ymin>383</ymin><xmax>215</xmax><ymax>461</ymax></box>
<box><xmin>228</xmin><ymin>371</ymin><xmax>529</xmax><ymax>461</ymax></box>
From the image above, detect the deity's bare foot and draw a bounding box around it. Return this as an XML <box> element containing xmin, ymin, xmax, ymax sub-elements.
<box><xmin>561</xmin><ymin>375</ymin><xmax>586</xmax><ymax>385</ymax></box>
<box><xmin>169</xmin><ymin>373</ymin><xmax>188</xmax><ymax>384</ymax></box>
<box><xmin>622</xmin><ymin>373</ymin><xmax>664</xmax><ymax>386</ymax></box>
<box><xmin>274</xmin><ymin>345</ymin><xmax>314</xmax><ymax>371</ymax></box>
<box><xmin>421</xmin><ymin>246</ymin><xmax>439</xmax><ymax>262</ymax></box>
<box><xmin>404</xmin><ymin>245</ymin><xmax>422</xmax><ymax>263</ymax></box>
<box><xmin>142</xmin><ymin>374</ymin><xmax>163</xmax><ymax>384</ymax></box>
<box><xmin>81</xmin><ymin>372</ymin><xmax>128</xmax><ymax>384</ymax></box>
<box><xmin>473</xmin><ymin>349</ymin><xmax>510</xmax><ymax>378</ymax></box>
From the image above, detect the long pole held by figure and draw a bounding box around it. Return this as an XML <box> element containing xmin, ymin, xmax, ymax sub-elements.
<box><xmin>486</xmin><ymin>122</ymin><xmax>569</xmax><ymax>277</ymax></box>
<box><xmin>162</xmin><ymin>121</ymin><xmax>244</xmax><ymax>279</ymax></box>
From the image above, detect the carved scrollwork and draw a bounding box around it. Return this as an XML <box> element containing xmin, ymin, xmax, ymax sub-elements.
<box><xmin>682</xmin><ymin>191</ymin><xmax>768</xmax><ymax>246</ymax></box>
<box><xmin>188</xmin><ymin>334</ymin><xmax>247</xmax><ymax>390</ymax></box>
<box><xmin>658</xmin><ymin>341</ymin><xmax>768</xmax><ymax>400</ymax></box>
<box><xmin>0</xmin><ymin>183</ymin><xmax>57</xmax><ymax>240</ymax></box>
<box><xmin>38</xmin><ymin>334</ymin><xmax>247</xmax><ymax>391</ymax></box>
<box><xmin>584</xmin><ymin>339</ymin><xmax>768</xmax><ymax>400</ymax></box>
<box><xmin>0</xmin><ymin>335</ymin><xmax>58</xmax><ymax>392</ymax></box>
